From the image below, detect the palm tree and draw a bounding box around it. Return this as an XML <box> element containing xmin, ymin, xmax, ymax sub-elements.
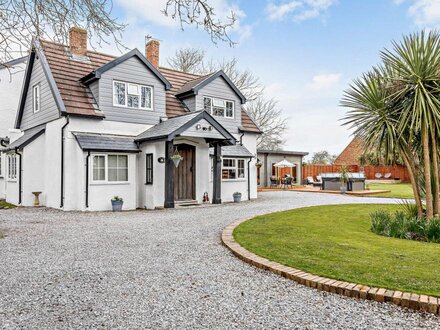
<box><xmin>380</xmin><ymin>30</ymin><xmax>440</xmax><ymax>219</ymax></box>
<box><xmin>341</xmin><ymin>70</ymin><xmax>424</xmax><ymax>217</ymax></box>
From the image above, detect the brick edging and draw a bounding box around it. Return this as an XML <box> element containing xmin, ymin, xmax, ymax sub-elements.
<box><xmin>222</xmin><ymin>217</ymin><xmax>440</xmax><ymax>315</ymax></box>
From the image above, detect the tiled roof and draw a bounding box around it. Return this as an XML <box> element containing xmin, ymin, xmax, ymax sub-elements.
<box><xmin>73</xmin><ymin>132</ymin><xmax>140</xmax><ymax>153</ymax></box>
<box><xmin>135</xmin><ymin>111</ymin><xmax>202</xmax><ymax>141</ymax></box>
<box><xmin>257</xmin><ymin>149</ymin><xmax>309</xmax><ymax>156</ymax></box>
<box><xmin>209</xmin><ymin>144</ymin><xmax>253</xmax><ymax>158</ymax></box>
<box><xmin>6</xmin><ymin>125</ymin><xmax>45</xmax><ymax>151</ymax></box>
<box><xmin>175</xmin><ymin>72</ymin><xmax>215</xmax><ymax>96</ymax></box>
<box><xmin>40</xmin><ymin>40</ymin><xmax>112</xmax><ymax>117</ymax></box>
<box><xmin>38</xmin><ymin>40</ymin><xmax>260</xmax><ymax>132</ymax></box>
<box><xmin>334</xmin><ymin>136</ymin><xmax>365</xmax><ymax>165</ymax></box>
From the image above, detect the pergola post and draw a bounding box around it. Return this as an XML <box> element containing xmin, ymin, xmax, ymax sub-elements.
<box><xmin>164</xmin><ymin>140</ymin><xmax>175</xmax><ymax>208</ymax></box>
<box><xmin>212</xmin><ymin>143</ymin><xmax>222</xmax><ymax>204</ymax></box>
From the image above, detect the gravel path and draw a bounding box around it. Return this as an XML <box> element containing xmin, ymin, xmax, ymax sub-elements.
<box><xmin>0</xmin><ymin>191</ymin><xmax>439</xmax><ymax>329</ymax></box>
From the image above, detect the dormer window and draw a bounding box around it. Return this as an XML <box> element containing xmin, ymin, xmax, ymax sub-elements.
<box><xmin>203</xmin><ymin>97</ymin><xmax>234</xmax><ymax>118</ymax></box>
<box><xmin>113</xmin><ymin>80</ymin><xmax>153</xmax><ymax>110</ymax></box>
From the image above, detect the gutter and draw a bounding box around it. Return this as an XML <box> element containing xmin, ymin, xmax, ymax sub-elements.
<box><xmin>60</xmin><ymin>116</ymin><xmax>69</xmax><ymax>208</ymax></box>
<box><xmin>14</xmin><ymin>148</ymin><xmax>22</xmax><ymax>205</ymax></box>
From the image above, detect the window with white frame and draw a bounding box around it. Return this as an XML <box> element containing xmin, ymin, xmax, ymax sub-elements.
<box><xmin>7</xmin><ymin>154</ymin><xmax>17</xmax><ymax>180</ymax></box>
<box><xmin>203</xmin><ymin>97</ymin><xmax>234</xmax><ymax>118</ymax></box>
<box><xmin>92</xmin><ymin>154</ymin><xmax>128</xmax><ymax>183</ymax></box>
<box><xmin>113</xmin><ymin>81</ymin><xmax>153</xmax><ymax>110</ymax></box>
<box><xmin>33</xmin><ymin>84</ymin><xmax>40</xmax><ymax>113</ymax></box>
<box><xmin>221</xmin><ymin>158</ymin><xmax>245</xmax><ymax>180</ymax></box>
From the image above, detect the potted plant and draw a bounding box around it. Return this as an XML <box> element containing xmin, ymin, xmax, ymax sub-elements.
<box><xmin>233</xmin><ymin>192</ymin><xmax>242</xmax><ymax>203</ymax></box>
<box><xmin>170</xmin><ymin>153</ymin><xmax>183</xmax><ymax>168</ymax></box>
<box><xmin>111</xmin><ymin>196</ymin><xmax>124</xmax><ymax>212</ymax></box>
<box><xmin>339</xmin><ymin>165</ymin><xmax>349</xmax><ymax>194</ymax></box>
<box><xmin>255</xmin><ymin>160</ymin><xmax>263</xmax><ymax>168</ymax></box>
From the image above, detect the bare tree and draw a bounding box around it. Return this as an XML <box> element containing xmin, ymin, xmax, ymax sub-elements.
<box><xmin>0</xmin><ymin>0</ymin><xmax>126</xmax><ymax>65</ymax></box>
<box><xmin>245</xmin><ymin>97</ymin><xmax>287</xmax><ymax>149</ymax></box>
<box><xmin>163</xmin><ymin>0</ymin><xmax>237</xmax><ymax>46</ymax></box>
<box><xmin>167</xmin><ymin>47</ymin><xmax>205</xmax><ymax>73</ymax></box>
<box><xmin>167</xmin><ymin>47</ymin><xmax>287</xmax><ymax>149</ymax></box>
<box><xmin>309</xmin><ymin>151</ymin><xmax>337</xmax><ymax>165</ymax></box>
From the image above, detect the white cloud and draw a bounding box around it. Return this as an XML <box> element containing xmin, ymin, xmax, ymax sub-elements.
<box><xmin>408</xmin><ymin>0</ymin><xmax>440</xmax><ymax>27</ymax></box>
<box><xmin>306</xmin><ymin>73</ymin><xmax>342</xmax><ymax>91</ymax></box>
<box><xmin>266</xmin><ymin>0</ymin><xmax>337</xmax><ymax>22</ymax></box>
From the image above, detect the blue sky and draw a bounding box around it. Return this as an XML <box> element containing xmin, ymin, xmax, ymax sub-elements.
<box><xmin>104</xmin><ymin>0</ymin><xmax>440</xmax><ymax>156</ymax></box>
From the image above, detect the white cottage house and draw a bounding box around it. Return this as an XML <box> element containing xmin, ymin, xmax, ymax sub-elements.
<box><xmin>0</xmin><ymin>56</ymin><xmax>27</xmax><ymax>200</ymax></box>
<box><xmin>2</xmin><ymin>28</ymin><xmax>261</xmax><ymax>211</ymax></box>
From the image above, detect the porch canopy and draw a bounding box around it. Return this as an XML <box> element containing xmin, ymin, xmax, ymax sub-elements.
<box><xmin>135</xmin><ymin>110</ymin><xmax>236</xmax><ymax>146</ymax></box>
<box><xmin>3</xmin><ymin>125</ymin><xmax>46</xmax><ymax>151</ymax></box>
<box><xmin>135</xmin><ymin>110</ymin><xmax>237</xmax><ymax>209</ymax></box>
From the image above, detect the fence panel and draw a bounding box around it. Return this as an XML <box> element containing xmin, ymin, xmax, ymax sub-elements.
<box><xmin>302</xmin><ymin>165</ymin><xmax>409</xmax><ymax>182</ymax></box>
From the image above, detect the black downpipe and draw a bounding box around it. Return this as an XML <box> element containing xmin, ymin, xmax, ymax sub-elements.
<box><xmin>247</xmin><ymin>157</ymin><xmax>253</xmax><ymax>200</ymax></box>
<box><xmin>0</xmin><ymin>138</ymin><xmax>9</xmax><ymax>148</ymax></box>
<box><xmin>85</xmin><ymin>151</ymin><xmax>90</xmax><ymax>208</ymax></box>
<box><xmin>239</xmin><ymin>132</ymin><xmax>245</xmax><ymax>146</ymax></box>
<box><xmin>14</xmin><ymin>148</ymin><xmax>22</xmax><ymax>205</ymax></box>
<box><xmin>60</xmin><ymin>116</ymin><xmax>69</xmax><ymax>208</ymax></box>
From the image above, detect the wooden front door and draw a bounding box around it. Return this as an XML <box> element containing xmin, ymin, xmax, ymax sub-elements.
<box><xmin>174</xmin><ymin>144</ymin><xmax>196</xmax><ymax>201</ymax></box>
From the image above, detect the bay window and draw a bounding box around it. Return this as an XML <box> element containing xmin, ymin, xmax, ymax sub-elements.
<box><xmin>91</xmin><ymin>154</ymin><xmax>128</xmax><ymax>183</ymax></box>
<box><xmin>203</xmin><ymin>97</ymin><xmax>234</xmax><ymax>118</ymax></box>
<box><xmin>113</xmin><ymin>81</ymin><xmax>153</xmax><ymax>110</ymax></box>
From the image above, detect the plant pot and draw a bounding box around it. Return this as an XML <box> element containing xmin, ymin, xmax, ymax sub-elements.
<box><xmin>172</xmin><ymin>158</ymin><xmax>181</xmax><ymax>168</ymax></box>
<box><xmin>233</xmin><ymin>194</ymin><xmax>242</xmax><ymax>203</ymax></box>
<box><xmin>340</xmin><ymin>186</ymin><xmax>347</xmax><ymax>194</ymax></box>
<box><xmin>111</xmin><ymin>200</ymin><xmax>123</xmax><ymax>212</ymax></box>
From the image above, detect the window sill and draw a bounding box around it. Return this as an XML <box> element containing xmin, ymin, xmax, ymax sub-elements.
<box><xmin>90</xmin><ymin>182</ymin><xmax>130</xmax><ymax>186</ymax></box>
<box><xmin>222</xmin><ymin>179</ymin><xmax>247</xmax><ymax>182</ymax></box>
<box><xmin>112</xmin><ymin>104</ymin><xmax>154</xmax><ymax>111</ymax></box>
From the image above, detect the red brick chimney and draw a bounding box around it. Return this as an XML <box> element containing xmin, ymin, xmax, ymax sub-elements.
<box><xmin>69</xmin><ymin>27</ymin><xmax>87</xmax><ymax>56</ymax></box>
<box><xmin>145</xmin><ymin>38</ymin><xmax>160</xmax><ymax>68</ymax></box>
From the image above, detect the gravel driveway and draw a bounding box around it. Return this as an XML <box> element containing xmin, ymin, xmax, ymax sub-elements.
<box><xmin>0</xmin><ymin>191</ymin><xmax>438</xmax><ymax>329</ymax></box>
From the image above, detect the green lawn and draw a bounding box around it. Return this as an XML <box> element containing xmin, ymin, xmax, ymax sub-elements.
<box><xmin>367</xmin><ymin>183</ymin><xmax>414</xmax><ymax>199</ymax></box>
<box><xmin>234</xmin><ymin>204</ymin><xmax>440</xmax><ymax>297</ymax></box>
<box><xmin>0</xmin><ymin>201</ymin><xmax>16</xmax><ymax>209</ymax></box>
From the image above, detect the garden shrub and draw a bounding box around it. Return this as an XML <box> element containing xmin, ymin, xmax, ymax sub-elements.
<box><xmin>370</xmin><ymin>209</ymin><xmax>440</xmax><ymax>243</ymax></box>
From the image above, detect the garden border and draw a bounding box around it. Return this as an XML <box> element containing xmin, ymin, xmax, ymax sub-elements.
<box><xmin>222</xmin><ymin>217</ymin><xmax>440</xmax><ymax>316</ymax></box>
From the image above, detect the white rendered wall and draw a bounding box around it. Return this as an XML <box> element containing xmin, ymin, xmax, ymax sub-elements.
<box><xmin>140</xmin><ymin>141</ymin><xmax>165</xmax><ymax>209</ymax></box>
<box><xmin>0</xmin><ymin>62</ymin><xmax>26</xmax><ymax>137</ymax></box>
<box><xmin>241</xmin><ymin>132</ymin><xmax>258</xmax><ymax>199</ymax></box>
<box><xmin>21</xmin><ymin>134</ymin><xmax>46</xmax><ymax>206</ymax></box>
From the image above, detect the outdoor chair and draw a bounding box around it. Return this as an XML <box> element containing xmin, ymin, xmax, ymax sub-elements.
<box><xmin>384</xmin><ymin>173</ymin><xmax>392</xmax><ymax>179</ymax></box>
<box><xmin>307</xmin><ymin>176</ymin><xmax>322</xmax><ymax>187</ymax></box>
<box><xmin>270</xmin><ymin>177</ymin><xmax>278</xmax><ymax>188</ymax></box>
<box><xmin>375</xmin><ymin>173</ymin><xmax>383</xmax><ymax>179</ymax></box>
<box><xmin>283</xmin><ymin>177</ymin><xmax>293</xmax><ymax>188</ymax></box>
<box><xmin>317</xmin><ymin>175</ymin><xmax>322</xmax><ymax>183</ymax></box>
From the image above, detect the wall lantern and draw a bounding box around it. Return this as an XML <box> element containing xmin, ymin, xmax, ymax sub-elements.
<box><xmin>196</xmin><ymin>124</ymin><xmax>202</xmax><ymax>130</ymax></box>
<box><xmin>158</xmin><ymin>157</ymin><xmax>165</xmax><ymax>163</ymax></box>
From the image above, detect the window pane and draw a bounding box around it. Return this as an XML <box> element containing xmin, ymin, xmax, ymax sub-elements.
<box><xmin>141</xmin><ymin>86</ymin><xmax>152</xmax><ymax>109</ymax></box>
<box><xmin>118</xmin><ymin>155</ymin><xmax>128</xmax><ymax>167</ymax></box>
<box><xmin>212</xmin><ymin>106</ymin><xmax>224</xmax><ymax>117</ymax></box>
<box><xmin>127</xmin><ymin>95</ymin><xmax>139</xmax><ymax>108</ymax></box>
<box><xmin>108</xmin><ymin>155</ymin><xmax>117</xmax><ymax>168</ymax></box>
<box><xmin>127</xmin><ymin>83</ymin><xmax>139</xmax><ymax>95</ymax></box>
<box><xmin>213</xmin><ymin>98</ymin><xmax>225</xmax><ymax>107</ymax></box>
<box><xmin>118</xmin><ymin>168</ymin><xmax>128</xmax><ymax>181</ymax></box>
<box><xmin>204</xmin><ymin>97</ymin><xmax>212</xmax><ymax>112</ymax></box>
<box><xmin>93</xmin><ymin>168</ymin><xmax>105</xmax><ymax>181</ymax></box>
<box><xmin>226</xmin><ymin>101</ymin><xmax>234</xmax><ymax>118</ymax></box>
<box><xmin>108</xmin><ymin>168</ymin><xmax>118</xmax><ymax>181</ymax></box>
<box><xmin>238</xmin><ymin>159</ymin><xmax>245</xmax><ymax>178</ymax></box>
<box><xmin>114</xmin><ymin>82</ymin><xmax>126</xmax><ymax>105</ymax></box>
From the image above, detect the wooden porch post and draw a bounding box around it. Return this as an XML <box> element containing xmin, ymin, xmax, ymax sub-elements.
<box><xmin>212</xmin><ymin>143</ymin><xmax>222</xmax><ymax>204</ymax></box>
<box><xmin>164</xmin><ymin>140</ymin><xmax>175</xmax><ymax>208</ymax></box>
